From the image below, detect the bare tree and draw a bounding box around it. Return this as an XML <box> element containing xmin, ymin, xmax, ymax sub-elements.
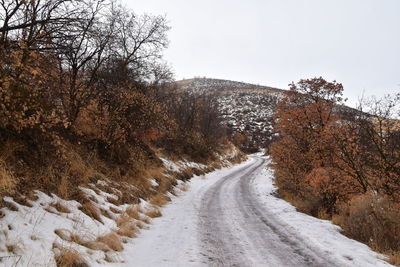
<box><xmin>0</xmin><ymin>0</ymin><xmax>81</xmax><ymax>49</ymax></box>
<box><xmin>106</xmin><ymin>5</ymin><xmax>170</xmax><ymax>87</ymax></box>
<box><xmin>54</xmin><ymin>0</ymin><xmax>115</xmax><ymax>124</ymax></box>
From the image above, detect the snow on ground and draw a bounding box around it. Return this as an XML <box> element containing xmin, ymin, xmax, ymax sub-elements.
<box><xmin>0</xmin><ymin>186</ymin><xmax>134</xmax><ymax>266</ymax></box>
<box><xmin>0</xmin><ymin>147</ymin><xmax>242</xmax><ymax>267</ymax></box>
<box><xmin>102</xmin><ymin>154</ymin><xmax>392</xmax><ymax>267</ymax></box>
<box><xmin>98</xmin><ymin>159</ymin><xmax>256</xmax><ymax>267</ymax></box>
<box><xmin>252</xmin><ymin>156</ymin><xmax>391</xmax><ymax>267</ymax></box>
<box><xmin>0</xmin><ymin>153</ymin><xmax>392</xmax><ymax>266</ymax></box>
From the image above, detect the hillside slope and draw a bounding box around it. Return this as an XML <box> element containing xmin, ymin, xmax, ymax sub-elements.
<box><xmin>176</xmin><ymin>78</ymin><xmax>285</xmax><ymax>151</ymax></box>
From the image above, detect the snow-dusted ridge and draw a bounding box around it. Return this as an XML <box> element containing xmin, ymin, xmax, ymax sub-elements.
<box><xmin>177</xmin><ymin>78</ymin><xmax>285</xmax><ymax>149</ymax></box>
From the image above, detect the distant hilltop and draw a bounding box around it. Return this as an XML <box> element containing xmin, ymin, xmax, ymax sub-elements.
<box><xmin>175</xmin><ymin>77</ymin><xmax>284</xmax><ymax>152</ymax></box>
<box><xmin>175</xmin><ymin>77</ymin><xmax>284</xmax><ymax>94</ymax></box>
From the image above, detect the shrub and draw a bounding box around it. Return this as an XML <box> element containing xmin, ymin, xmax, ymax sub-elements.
<box><xmin>338</xmin><ymin>193</ymin><xmax>400</xmax><ymax>252</ymax></box>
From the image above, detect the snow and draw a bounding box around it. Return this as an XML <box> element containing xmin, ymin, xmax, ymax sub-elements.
<box><xmin>101</xmin><ymin>155</ymin><xmax>392</xmax><ymax>267</ymax></box>
<box><xmin>96</xmin><ymin>160</ymin><xmax>256</xmax><ymax>267</ymax></box>
<box><xmin>159</xmin><ymin>158</ymin><xmax>207</xmax><ymax>173</ymax></box>
<box><xmin>252</xmin><ymin>157</ymin><xmax>392</xmax><ymax>267</ymax></box>
<box><xmin>0</xmin><ymin>188</ymin><xmax>129</xmax><ymax>266</ymax></box>
<box><xmin>0</xmin><ymin>146</ymin><xmax>242</xmax><ymax>266</ymax></box>
<box><xmin>0</xmin><ymin>153</ymin><xmax>392</xmax><ymax>266</ymax></box>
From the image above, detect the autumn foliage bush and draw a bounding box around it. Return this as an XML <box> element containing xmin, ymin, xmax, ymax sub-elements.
<box><xmin>270</xmin><ymin>77</ymin><xmax>400</xmax><ymax>256</ymax></box>
<box><xmin>0</xmin><ymin>0</ymin><xmax>230</xmax><ymax>203</ymax></box>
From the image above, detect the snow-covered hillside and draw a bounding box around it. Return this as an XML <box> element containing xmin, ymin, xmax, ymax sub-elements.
<box><xmin>176</xmin><ymin>78</ymin><xmax>281</xmax><ymax>94</ymax></box>
<box><xmin>176</xmin><ymin>78</ymin><xmax>285</xmax><ymax>151</ymax></box>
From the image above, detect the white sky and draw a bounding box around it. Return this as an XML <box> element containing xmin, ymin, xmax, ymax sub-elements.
<box><xmin>125</xmin><ymin>0</ymin><xmax>400</xmax><ymax>106</ymax></box>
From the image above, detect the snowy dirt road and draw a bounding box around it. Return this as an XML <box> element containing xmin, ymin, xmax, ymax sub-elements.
<box><xmin>198</xmin><ymin>156</ymin><xmax>337</xmax><ymax>267</ymax></box>
<box><xmin>107</xmin><ymin>155</ymin><xmax>392</xmax><ymax>267</ymax></box>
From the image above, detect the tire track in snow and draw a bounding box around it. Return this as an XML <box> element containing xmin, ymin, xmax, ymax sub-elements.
<box><xmin>198</xmin><ymin>156</ymin><xmax>339</xmax><ymax>266</ymax></box>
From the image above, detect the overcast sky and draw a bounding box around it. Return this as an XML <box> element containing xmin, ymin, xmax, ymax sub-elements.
<box><xmin>125</xmin><ymin>0</ymin><xmax>400</xmax><ymax>106</ymax></box>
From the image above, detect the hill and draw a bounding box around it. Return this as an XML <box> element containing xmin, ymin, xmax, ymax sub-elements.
<box><xmin>176</xmin><ymin>78</ymin><xmax>285</xmax><ymax>152</ymax></box>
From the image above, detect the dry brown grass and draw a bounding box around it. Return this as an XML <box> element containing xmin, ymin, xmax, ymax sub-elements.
<box><xmin>125</xmin><ymin>205</ymin><xmax>141</xmax><ymax>220</ymax></box>
<box><xmin>3</xmin><ymin>200</ymin><xmax>18</xmax><ymax>211</ymax></box>
<box><xmin>54</xmin><ymin>229</ymin><xmax>87</xmax><ymax>247</ymax></box>
<box><xmin>144</xmin><ymin>209</ymin><xmax>162</xmax><ymax>218</ymax></box>
<box><xmin>79</xmin><ymin>202</ymin><xmax>102</xmax><ymax>223</ymax></box>
<box><xmin>338</xmin><ymin>193</ymin><xmax>400</xmax><ymax>253</ymax></box>
<box><xmin>51</xmin><ymin>202</ymin><xmax>71</xmax><ymax>213</ymax></box>
<box><xmin>83</xmin><ymin>241</ymin><xmax>109</xmax><ymax>252</ymax></box>
<box><xmin>275</xmin><ymin>186</ymin><xmax>321</xmax><ymax>217</ymax></box>
<box><xmin>134</xmin><ymin>220</ymin><xmax>146</xmax><ymax>229</ymax></box>
<box><xmin>389</xmin><ymin>252</ymin><xmax>400</xmax><ymax>266</ymax></box>
<box><xmin>149</xmin><ymin>193</ymin><xmax>170</xmax><ymax>207</ymax></box>
<box><xmin>66</xmin><ymin>150</ymin><xmax>105</xmax><ymax>185</ymax></box>
<box><xmin>12</xmin><ymin>194</ymin><xmax>33</xmax><ymax>207</ymax></box>
<box><xmin>50</xmin><ymin>148</ymin><xmax>108</xmax><ymax>200</ymax></box>
<box><xmin>0</xmin><ymin>159</ymin><xmax>17</xmax><ymax>199</ymax></box>
<box><xmin>116</xmin><ymin>214</ymin><xmax>139</xmax><ymax>238</ymax></box>
<box><xmin>175</xmin><ymin>167</ymin><xmax>195</xmax><ymax>182</ymax></box>
<box><xmin>127</xmin><ymin>164</ymin><xmax>167</xmax><ymax>200</ymax></box>
<box><xmin>109</xmin><ymin>206</ymin><xmax>122</xmax><ymax>214</ymax></box>
<box><xmin>176</xmin><ymin>183</ymin><xmax>189</xmax><ymax>192</ymax></box>
<box><xmin>96</xmin><ymin>183</ymin><xmax>115</xmax><ymax>195</ymax></box>
<box><xmin>54</xmin><ymin>247</ymin><xmax>88</xmax><ymax>267</ymax></box>
<box><xmin>88</xmin><ymin>185</ymin><xmax>101</xmax><ymax>195</ymax></box>
<box><xmin>116</xmin><ymin>214</ymin><xmax>131</xmax><ymax>227</ymax></box>
<box><xmin>107</xmin><ymin>196</ymin><xmax>122</xmax><ymax>206</ymax></box>
<box><xmin>96</xmin><ymin>232</ymin><xmax>123</xmax><ymax>252</ymax></box>
<box><xmin>57</xmin><ymin>176</ymin><xmax>71</xmax><ymax>200</ymax></box>
<box><xmin>100</xmin><ymin>208</ymin><xmax>113</xmax><ymax>219</ymax></box>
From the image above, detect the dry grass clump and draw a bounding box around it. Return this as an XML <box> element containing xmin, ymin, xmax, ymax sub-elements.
<box><xmin>116</xmin><ymin>214</ymin><xmax>139</xmax><ymax>238</ymax></box>
<box><xmin>66</xmin><ymin>150</ymin><xmax>105</xmax><ymax>186</ymax></box>
<box><xmin>175</xmin><ymin>167</ymin><xmax>195</xmax><ymax>182</ymax></box>
<box><xmin>337</xmin><ymin>193</ymin><xmax>400</xmax><ymax>255</ymax></box>
<box><xmin>144</xmin><ymin>209</ymin><xmax>162</xmax><ymax>218</ymax></box>
<box><xmin>79</xmin><ymin>202</ymin><xmax>102</xmax><ymax>223</ymax></box>
<box><xmin>100</xmin><ymin>208</ymin><xmax>113</xmax><ymax>219</ymax></box>
<box><xmin>88</xmin><ymin>185</ymin><xmax>101</xmax><ymax>195</ymax></box>
<box><xmin>134</xmin><ymin>220</ymin><xmax>146</xmax><ymax>229</ymax></box>
<box><xmin>12</xmin><ymin>194</ymin><xmax>33</xmax><ymax>207</ymax></box>
<box><xmin>141</xmin><ymin>166</ymin><xmax>165</xmax><ymax>182</ymax></box>
<box><xmin>54</xmin><ymin>247</ymin><xmax>88</xmax><ymax>267</ymax></box>
<box><xmin>57</xmin><ymin>176</ymin><xmax>72</xmax><ymax>200</ymax></box>
<box><xmin>2</xmin><ymin>200</ymin><xmax>19</xmax><ymax>211</ymax></box>
<box><xmin>54</xmin><ymin>229</ymin><xmax>88</xmax><ymax>247</ymax></box>
<box><xmin>140</xmin><ymin>216</ymin><xmax>150</xmax><ymax>225</ymax></box>
<box><xmin>83</xmin><ymin>241</ymin><xmax>109</xmax><ymax>252</ymax></box>
<box><xmin>176</xmin><ymin>183</ymin><xmax>189</xmax><ymax>192</ymax></box>
<box><xmin>109</xmin><ymin>206</ymin><xmax>122</xmax><ymax>214</ymax></box>
<box><xmin>389</xmin><ymin>252</ymin><xmax>400</xmax><ymax>266</ymax></box>
<box><xmin>125</xmin><ymin>205</ymin><xmax>141</xmax><ymax>220</ymax></box>
<box><xmin>149</xmin><ymin>193</ymin><xmax>170</xmax><ymax>207</ymax></box>
<box><xmin>51</xmin><ymin>202</ymin><xmax>71</xmax><ymax>213</ymax></box>
<box><xmin>106</xmin><ymin>196</ymin><xmax>122</xmax><ymax>206</ymax></box>
<box><xmin>96</xmin><ymin>232</ymin><xmax>123</xmax><ymax>252</ymax></box>
<box><xmin>96</xmin><ymin>183</ymin><xmax>116</xmax><ymax>195</ymax></box>
<box><xmin>127</xmin><ymin>164</ymin><xmax>167</xmax><ymax>200</ymax></box>
<box><xmin>0</xmin><ymin>159</ymin><xmax>17</xmax><ymax>199</ymax></box>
